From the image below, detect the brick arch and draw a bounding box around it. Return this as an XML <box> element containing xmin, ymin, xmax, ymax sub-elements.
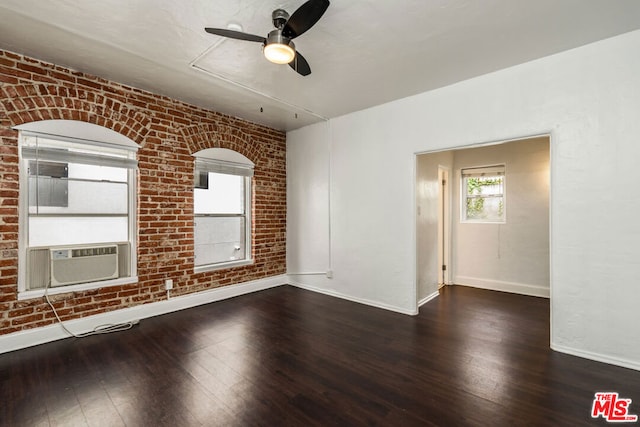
<box><xmin>178</xmin><ymin>122</ymin><xmax>264</xmax><ymax>165</ymax></box>
<box><xmin>0</xmin><ymin>83</ymin><xmax>152</xmax><ymax>145</ymax></box>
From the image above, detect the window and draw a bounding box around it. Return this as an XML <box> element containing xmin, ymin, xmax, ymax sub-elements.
<box><xmin>17</xmin><ymin>121</ymin><xmax>138</xmax><ymax>297</ymax></box>
<box><xmin>193</xmin><ymin>149</ymin><xmax>253</xmax><ymax>272</ymax></box>
<box><xmin>461</xmin><ymin>165</ymin><xmax>505</xmax><ymax>223</ymax></box>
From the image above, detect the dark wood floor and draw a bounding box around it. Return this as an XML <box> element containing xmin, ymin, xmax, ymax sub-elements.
<box><xmin>1</xmin><ymin>285</ymin><xmax>639</xmax><ymax>426</ymax></box>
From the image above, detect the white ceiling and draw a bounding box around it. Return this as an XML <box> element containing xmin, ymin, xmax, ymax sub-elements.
<box><xmin>1</xmin><ymin>0</ymin><xmax>640</xmax><ymax>131</ymax></box>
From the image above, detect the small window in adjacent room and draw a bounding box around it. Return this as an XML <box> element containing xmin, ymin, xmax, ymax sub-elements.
<box><xmin>17</xmin><ymin>122</ymin><xmax>138</xmax><ymax>298</ymax></box>
<box><xmin>193</xmin><ymin>149</ymin><xmax>254</xmax><ymax>272</ymax></box>
<box><xmin>461</xmin><ymin>165</ymin><xmax>505</xmax><ymax>223</ymax></box>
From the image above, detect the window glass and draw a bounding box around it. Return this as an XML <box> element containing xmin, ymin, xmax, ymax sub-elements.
<box><xmin>193</xmin><ymin>153</ymin><xmax>253</xmax><ymax>270</ymax></box>
<box><xmin>194</xmin><ymin>172</ymin><xmax>244</xmax><ymax>214</ymax></box>
<box><xmin>461</xmin><ymin>166</ymin><xmax>505</xmax><ymax>223</ymax></box>
<box><xmin>194</xmin><ymin>216</ymin><xmax>246</xmax><ymax>265</ymax></box>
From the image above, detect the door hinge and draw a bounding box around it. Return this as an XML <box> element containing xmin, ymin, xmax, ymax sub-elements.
<box><xmin>442</xmin><ymin>265</ymin><xmax>447</xmax><ymax>271</ymax></box>
<box><xmin>442</xmin><ymin>179</ymin><xmax>446</xmax><ymax>186</ymax></box>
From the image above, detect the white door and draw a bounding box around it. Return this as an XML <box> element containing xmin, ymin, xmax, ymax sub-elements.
<box><xmin>437</xmin><ymin>167</ymin><xmax>450</xmax><ymax>287</ymax></box>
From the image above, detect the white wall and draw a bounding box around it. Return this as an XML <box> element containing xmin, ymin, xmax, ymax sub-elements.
<box><xmin>452</xmin><ymin>138</ymin><xmax>550</xmax><ymax>297</ymax></box>
<box><xmin>416</xmin><ymin>151</ymin><xmax>453</xmax><ymax>301</ymax></box>
<box><xmin>287</xmin><ymin>122</ymin><xmax>330</xmax><ymax>275</ymax></box>
<box><xmin>287</xmin><ymin>30</ymin><xmax>640</xmax><ymax>369</ymax></box>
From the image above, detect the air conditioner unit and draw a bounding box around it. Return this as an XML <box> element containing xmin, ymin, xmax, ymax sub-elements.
<box><xmin>50</xmin><ymin>245</ymin><xmax>119</xmax><ymax>287</ymax></box>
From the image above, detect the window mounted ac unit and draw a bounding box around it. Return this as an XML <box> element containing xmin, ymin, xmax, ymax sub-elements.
<box><xmin>50</xmin><ymin>245</ymin><xmax>119</xmax><ymax>287</ymax></box>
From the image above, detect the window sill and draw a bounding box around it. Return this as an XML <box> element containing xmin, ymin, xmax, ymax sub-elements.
<box><xmin>460</xmin><ymin>220</ymin><xmax>507</xmax><ymax>224</ymax></box>
<box><xmin>194</xmin><ymin>259</ymin><xmax>254</xmax><ymax>274</ymax></box>
<box><xmin>18</xmin><ymin>276</ymin><xmax>139</xmax><ymax>301</ymax></box>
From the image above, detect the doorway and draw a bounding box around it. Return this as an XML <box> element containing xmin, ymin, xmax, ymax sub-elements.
<box><xmin>416</xmin><ymin>135</ymin><xmax>550</xmax><ymax>306</ymax></box>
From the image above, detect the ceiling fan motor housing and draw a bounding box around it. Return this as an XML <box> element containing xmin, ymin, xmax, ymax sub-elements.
<box><xmin>266</xmin><ymin>29</ymin><xmax>294</xmax><ymax>50</ymax></box>
<box><xmin>272</xmin><ymin>9</ymin><xmax>290</xmax><ymax>29</ymax></box>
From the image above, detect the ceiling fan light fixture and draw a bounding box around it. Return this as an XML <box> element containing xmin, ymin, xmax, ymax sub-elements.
<box><xmin>264</xmin><ymin>30</ymin><xmax>295</xmax><ymax>64</ymax></box>
<box><xmin>264</xmin><ymin>43</ymin><xmax>295</xmax><ymax>64</ymax></box>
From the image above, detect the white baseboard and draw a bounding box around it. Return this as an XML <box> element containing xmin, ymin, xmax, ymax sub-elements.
<box><xmin>418</xmin><ymin>290</ymin><xmax>439</xmax><ymax>307</ymax></box>
<box><xmin>0</xmin><ymin>274</ymin><xmax>287</xmax><ymax>355</ymax></box>
<box><xmin>289</xmin><ymin>279</ymin><xmax>418</xmax><ymax>316</ymax></box>
<box><xmin>551</xmin><ymin>342</ymin><xmax>640</xmax><ymax>372</ymax></box>
<box><xmin>453</xmin><ymin>276</ymin><xmax>549</xmax><ymax>298</ymax></box>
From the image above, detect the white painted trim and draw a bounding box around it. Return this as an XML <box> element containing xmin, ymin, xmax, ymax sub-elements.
<box><xmin>0</xmin><ymin>274</ymin><xmax>287</xmax><ymax>355</ymax></box>
<box><xmin>193</xmin><ymin>148</ymin><xmax>254</xmax><ymax>166</ymax></box>
<box><xmin>453</xmin><ymin>276</ymin><xmax>549</xmax><ymax>298</ymax></box>
<box><xmin>194</xmin><ymin>258</ymin><xmax>254</xmax><ymax>274</ymax></box>
<box><xmin>287</xmin><ymin>272</ymin><xmax>326</xmax><ymax>276</ymax></box>
<box><xmin>439</xmin><ymin>165</ymin><xmax>452</xmax><ymax>288</ymax></box>
<box><xmin>411</xmin><ymin>152</ymin><xmax>418</xmax><ymax>313</ymax></box>
<box><xmin>14</xmin><ymin>120</ymin><xmax>139</xmax><ymax>149</ymax></box>
<box><xmin>289</xmin><ymin>279</ymin><xmax>418</xmax><ymax>316</ymax></box>
<box><xmin>418</xmin><ymin>290</ymin><xmax>440</xmax><ymax>307</ymax></box>
<box><xmin>548</xmin><ymin>130</ymin><xmax>556</xmax><ymax>350</ymax></box>
<box><xmin>18</xmin><ymin>276</ymin><xmax>139</xmax><ymax>301</ymax></box>
<box><xmin>551</xmin><ymin>343</ymin><xmax>640</xmax><ymax>372</ymax></box>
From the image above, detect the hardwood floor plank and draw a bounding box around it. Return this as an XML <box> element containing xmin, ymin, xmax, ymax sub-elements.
<box><xmin>2</xmin><ymin>285</ymin><xmax>640</xmax><ymax>426</ymax></box>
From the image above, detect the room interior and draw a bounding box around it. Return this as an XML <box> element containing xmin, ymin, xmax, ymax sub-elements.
<box><xmin>1</xmin><ymin>0</ymin><xmax>640</xmax><ymax>424</ymax></box>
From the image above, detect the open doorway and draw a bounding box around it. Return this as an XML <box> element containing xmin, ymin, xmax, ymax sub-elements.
<box><xmin>416</xmin><ymin>136</ymin><xmax>550</xmax><ymax>307</ymax></box>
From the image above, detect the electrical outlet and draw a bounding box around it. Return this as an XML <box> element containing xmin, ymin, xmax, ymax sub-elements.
<box><xmin>165</xmin><ymin>279</ymin><xmax>173</xmax><ymax>290</ymax></box>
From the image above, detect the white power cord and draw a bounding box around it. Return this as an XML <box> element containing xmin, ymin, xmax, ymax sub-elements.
<box><xmin>44</xmin><ymin>282</ymin><xmax>138</xmax><ymax>338</ymax></box>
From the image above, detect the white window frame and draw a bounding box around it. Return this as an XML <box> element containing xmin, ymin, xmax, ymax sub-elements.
<box><xmin>193</xmin><ymin>149</ymin><xmax>254</xmax><ymax>273</ymax></box>
<box><xmin>15</xmin><ymin>121</ymin><xmax>138</xmax><ymax>300</ymax></box>
<box><xmin>460</xmin><ymin>164</ymin><xmax>506</xmax><ymax>224</ymax></box>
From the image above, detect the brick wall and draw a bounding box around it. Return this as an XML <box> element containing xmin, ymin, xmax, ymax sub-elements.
<box><xmin>0</xmin><ymin>50</ymin><xmax>287</xmax><ymax>335</ymax></box>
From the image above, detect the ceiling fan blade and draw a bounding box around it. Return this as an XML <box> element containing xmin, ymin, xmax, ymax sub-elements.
<box><xmin>282</xmin><ymin>0</ymin><xmax>330</xmax><ymax>39</ymax></box>
<box><xmin>289</xmin><ymin>51</ymin><xmax>311</xmax><ymax>76</ymax></box>
<box><xmin>204</xmin><ymin>28</ymin><xmax>265</xmax><ymax>43</ymax></box>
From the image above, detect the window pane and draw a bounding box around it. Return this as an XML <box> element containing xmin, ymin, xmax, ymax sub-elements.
<box><xmin>465</xmin><ymin>196</ymin><xmax>504</xmax><ymax>221</ymax></box>
<box><xmin>29</xmin><ymin>216</ymin><xmax>128</xmax><ymax>247</ymax></box>
<box><xmin>194</xmin><ymin>173</ymin><xmax>244</xmax><ymax>214</ymax></box>
<box><xmin>465</xmin><ymin>176</ymin><xmax>504</xmax><ymax>196</ymax></box>
<box><xmin>194</xmin><ymin>216</ymin><xmax>246</xmax><ymax>266</ymax></box>
<box><xmin>29</xmin><ymin>177</ymin><xmax>127</xmax><ymax>214</ymax></box>
<box><xmin>29</xmin><ymin>177</ymin><xmax>68</xmax><ymax>208</ymax></box>
<box><xmin>464</xmin><ymin>175</ymin><xmax>505</xmax><ymax>222</ymax></box>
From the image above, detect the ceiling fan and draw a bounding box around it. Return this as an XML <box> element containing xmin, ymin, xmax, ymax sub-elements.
<box><xmin>204</xmin><ymin>0</ymin><xmax>330</xmax><ymax>76</ymax></box>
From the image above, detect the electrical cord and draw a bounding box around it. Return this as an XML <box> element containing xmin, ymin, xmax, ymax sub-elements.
<box><xmin>44</xmin><ymin>281</ymin><xmax>138</xmax><ymax>338</ymax></box>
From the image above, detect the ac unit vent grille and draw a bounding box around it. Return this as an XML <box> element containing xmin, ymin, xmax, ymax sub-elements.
<box><xmin>71</xmin><ymin>246</ymin><xmax>117</xmax><ymax>258</ymax></box>
<box><xmin>50</xmin><ymin>245</ymin><xmax>119</xmax><ymax>287</ymax></box>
